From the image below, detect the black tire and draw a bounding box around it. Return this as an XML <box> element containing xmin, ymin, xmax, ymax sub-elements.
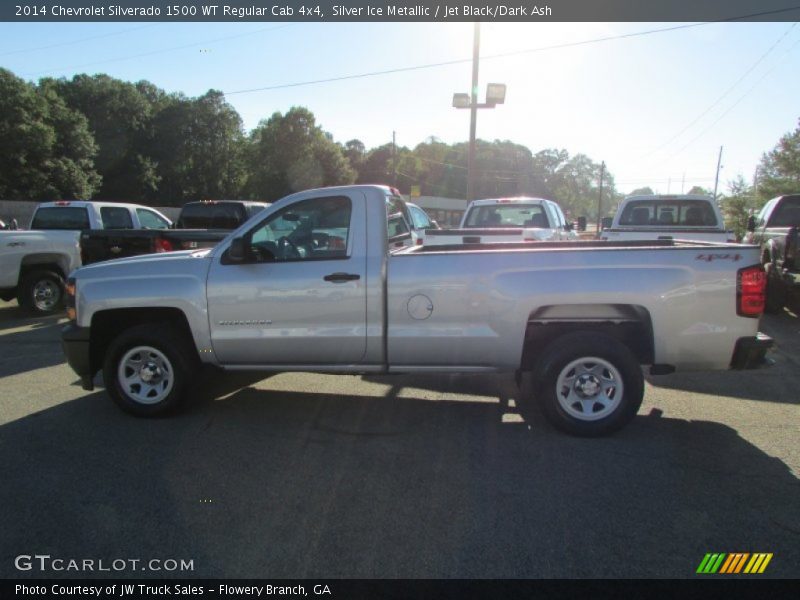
<box><xmin>18</xmin><ymin>269</ymin><xmax>64</xmax><ymax>314</ymax></box>
<box><xmin>531</xmin><ymin>332</ymin><xmax>644</xmax><ymax>437</ymax></box>
<box><xmin>103</xmin><ymin>323</ymin><xmax>198</xmax><ymax>417</ymax></box>
<box><xmin>763</xmin><ymin>262</ymin><xmax>785</xmax><ymax>314</ymax></box>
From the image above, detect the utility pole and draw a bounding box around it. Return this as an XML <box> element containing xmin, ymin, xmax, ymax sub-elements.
<box><xmin>392</xmin><ymin>130</ymin><xmax>397</xmax><ymax>187</ymax></box>
<box><xmin>713</xmin><ymin>145</ymin><xmax>723</xmax><ymax>201</ymax></box>
<box><xmin>596</xmin><ymin>161</ymin><xmax>605</xmax><ymax>233</ymax></box>
<box><xmin>466</xmin><ymin>23</ymin><xmax>480</xmax><ymax>201</ymax></box>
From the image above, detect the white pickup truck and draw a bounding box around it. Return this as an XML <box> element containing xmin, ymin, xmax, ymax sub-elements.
<box><xmin>0</xmin><ymin>200</ymin><xmax>171</xmax><ymax>314</ymax></box>
<box><xmin>421</xmin><ymin>197</ymin><xmax>577</xmax><ymax>246</ymax></box>
<box><xmin>601</xmin><ymin>194</ymin><xmax>735</xmax><ymax>243</ymax></box>
<box><xmin>61</xmin><ymin>185</ymin><xmax>772</xmax><ymax>436</ymax></box>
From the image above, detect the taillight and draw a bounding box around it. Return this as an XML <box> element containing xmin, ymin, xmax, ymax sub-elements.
<box><xmin>154</xmin><ymin>238</ymin><xmax>173</xmax><ymax>253</ymax></box>
<box><xmin>737</xmin><ymin>265</ymin><xmax>766</xmax><ymax>318</ymax></box>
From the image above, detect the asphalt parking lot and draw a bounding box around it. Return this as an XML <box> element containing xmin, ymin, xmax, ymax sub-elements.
<box><xmin>0</xmin><ymin>299</ymin><xmax>798</xmax><ymax>579</ymax></box>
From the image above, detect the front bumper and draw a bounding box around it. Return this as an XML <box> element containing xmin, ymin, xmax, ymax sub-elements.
<box><xmin>61</xmin><ymin>322</ymin><xmax>95</xmax><ymax>390</ymax></box>
<box><xmin>730</xmin><ymin>333</ymin><xmax>774</xmax><ymax>369</ymax></box>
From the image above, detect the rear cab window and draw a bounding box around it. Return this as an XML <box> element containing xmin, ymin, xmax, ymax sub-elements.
<box><xmin>464</xmin><ymin>203</ymin><xmax>550</xmax><ymax>228</ymax></box>
<box><xmin>619</xmin><ymin>200</ymin><xmax>718</xmax><ymax>227</ymax></box>
<box><xmin>178</xmin><ymin>203</ymin><xmax>246</xmax><ymax>229</ymax></box>
<box><xmin>30</xmin><ymin>207</ymin><xmax>90</xmax><ymax>230</ymax></box>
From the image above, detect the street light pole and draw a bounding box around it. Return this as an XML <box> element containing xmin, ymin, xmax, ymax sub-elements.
<box><xmin>467</xmin><ymin>23</ymin><xmax>480</xmax><ymax>201</ymax></box>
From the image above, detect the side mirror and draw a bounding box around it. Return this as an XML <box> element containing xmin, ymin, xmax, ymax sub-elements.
<box><xmin>601</xmin><ymin>217</ymin><xmax>613</xmax><ymax>231</ymax></box>
<box><xmin>227</xmin><ymin>237</ymin><xmax>248</xmax><ymax>263</ymax></box>
<box><xmin>746</xmin><ymin>216</ymin><xmax>756</xmax><ymax>232</ymax></box>
<box><xmin>565</xmin><ymin>222</ymin><xmax>574</xmax><ymax>231</ymax></box>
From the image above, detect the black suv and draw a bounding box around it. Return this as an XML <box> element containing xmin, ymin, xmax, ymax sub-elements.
<box><xmin>746</xmin><ymin>194</ymin><xmax>800</xmax><ymax>312</ymax></box>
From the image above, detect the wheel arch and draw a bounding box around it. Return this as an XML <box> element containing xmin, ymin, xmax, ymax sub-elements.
<box><xmin>520</xmin><ymin>304</ymin><xmax>654</xmax><ymax>371</ymax></box>
<box><xmin>89</xmin><ymin>307</ymin><xmax>198</xmax><ymax>376</ymax></box>
<box><xmin>18</xmin><ymin>253</ymin><xmax>70</xmax><ymax>284</ymax></box>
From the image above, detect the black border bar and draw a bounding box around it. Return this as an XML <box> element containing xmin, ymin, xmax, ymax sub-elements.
<box><xmin>3</xmin><ymin>1</ymin><xmax>800</xmax><ymax>22</ymax></box>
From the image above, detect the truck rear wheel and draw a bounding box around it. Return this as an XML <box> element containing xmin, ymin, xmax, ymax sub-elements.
<box><xmin>18</xmin><ymin>269</ymin><xmax>64</xmax><ymax>315</ymax></box>
<box><xmin>103</xmin><ymin>324</ymin><xmax>198</xmax><ymax>417</ymax></box>
<box><xmin>531</xmin><ymin>332</ymin><xmax>644</xmax><ymax>436</ymax></box>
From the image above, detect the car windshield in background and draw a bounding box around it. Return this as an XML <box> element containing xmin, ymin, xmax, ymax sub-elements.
<box><xmin>465</xmin><ymin>204</ymin><xmax>549</xmax><ymax>228</ymax></box>
<box><xmin>178</xmin><ymin>203</ymin><xmax>245</xmax><ymax>229</ymax></box>
<box><xmin>768</xmin><ymin>196</ymin><xmax>800</xmax><ymax>227</ymax></box>
<box><xmin>30</xmin><ymin>207</ymin><xmax>90</xmax><ymax>230</ymax></box>
<box><xmin>619</xmin><ymin>200</ymin><xmax>718</xmax><ymax>227</ymax></box>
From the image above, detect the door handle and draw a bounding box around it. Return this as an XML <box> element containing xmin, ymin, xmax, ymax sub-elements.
<box><xmin>323</xmin><ymin>272</ymin><xmax>360</xmax><ymax>283</ymax></box>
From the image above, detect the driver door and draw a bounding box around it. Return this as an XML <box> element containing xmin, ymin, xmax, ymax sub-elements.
<box><xmin>206</xmin><ymin>192</ymin><xmax>367</xmax><ymax>365</ymax></box>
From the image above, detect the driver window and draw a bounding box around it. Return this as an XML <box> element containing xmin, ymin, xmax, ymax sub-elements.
<box><xmin>248</xmin><ymin>196</ymin><xmax>351</xmax><ymax>262</ymax></box>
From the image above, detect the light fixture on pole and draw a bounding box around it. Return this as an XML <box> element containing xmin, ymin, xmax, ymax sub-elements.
<box><xmin>452</xmin><ymin>24</ymin><xmax>506</xmax><ymax>201</ymax></box>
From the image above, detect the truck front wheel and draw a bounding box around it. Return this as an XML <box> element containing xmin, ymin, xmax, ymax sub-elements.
<box><xmin>103</xmin><ymin>324</ymin><xmax>197</xmax><ymax>417</ymax></box>
<box><xmin>531</xmin><ymin>333</ymin><xmax>644</xmax><ymax>436</ymax></box>
<box><xmin>18</xmin><ymin>269</ymin><xmax>64</xmax><ymax>314</ymax></box>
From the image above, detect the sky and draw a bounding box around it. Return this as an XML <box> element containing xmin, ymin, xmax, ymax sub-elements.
<box><xmin>1</xmin><ymin>20</ymin><xmax>799</xmax><ymax>195</ymax></box>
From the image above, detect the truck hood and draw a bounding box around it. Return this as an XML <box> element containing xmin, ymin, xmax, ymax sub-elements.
<box><xmin>74</xmin><ymin>249</ymin><xmax>212</xmax><ymax>276</ymax></box>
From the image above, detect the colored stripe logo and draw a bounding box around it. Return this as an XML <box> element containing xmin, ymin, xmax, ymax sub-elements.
<box><xmin>696</xmin><ymin>553</ymin><xmax>773</xmax><ymax>574</ymax></box>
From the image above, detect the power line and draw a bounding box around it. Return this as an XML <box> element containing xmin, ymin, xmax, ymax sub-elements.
<box><xmin>21</xmin><ymin>23</ymin><xmax>297</xmax><ymax>77</ymax></box>
<box><xmin>644</xmin><ymin>22</ymin><xmax>797</xmax><ymax>157</ymax></box>
<box><xmin>670</xmin><ymin>33</ymin><xmax>800</xmax><ymax>156</ymax></box>
<box><xmin>0</xmin><ymin>24</ymin><xmax>158</xmax><ymax>58</ymax></box>
<box><xmin>224</xmin><ymin>7</ymin><xmax>800</xmax><ymax>96</ymax></box>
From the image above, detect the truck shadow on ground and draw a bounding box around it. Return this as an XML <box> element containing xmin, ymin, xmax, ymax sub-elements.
<box><xmin>1</xmin><ymin>384</ymin><xmax>798</xmax><ymax>579</ymax></box>
<box><xmin>646</xmin><ymin>310</ymin><xmax>800</xmax><ymax>404</ymax></box>
<box><xmin>0</xmin><ymin>312</ymin><xmax>68</xmax><ymax>379</ymax></box>
<box><xmin>0</xmin><ymin>302</ymin><xmax>65</xmax><ymax>333</ymax></box>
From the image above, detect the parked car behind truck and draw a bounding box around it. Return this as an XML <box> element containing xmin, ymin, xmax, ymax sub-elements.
<box><xmin>746</xmin><ymin>193</ymin><xmax>800</xmax><ymax>312</ymax></box>
<box><xmin>80</xmin><ymin>200</ymin><xmax>270</xmax><ymax>265</ymax></box>
<box><xmin>0</xmin><ymin>200</ymin><xmax>172</xmax><ymax>314</ymax></box>
<box><xmin>601</xmin><ymin>194</ymin><xmax>735</xmax><ymax>243</ymax></box>
<box><xmin>62</xmin><ymin>185</ymin><xmax>772</xmax><ymax>437</ymax></box>
<box><xmin>421</xmin><ymin>197</ymin><xmax>576</xmax><ymax>246</ymax></box>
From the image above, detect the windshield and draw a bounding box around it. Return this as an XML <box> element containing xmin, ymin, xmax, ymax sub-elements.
<box><xmin>464</xmin><ymin>204</ymin><xmax>549</xmax><ymax>228</ymax></box>
<box><xmin>618</xmin><ymin>200</ymin><xmax>718</xmax><ymax>227</ymax></box>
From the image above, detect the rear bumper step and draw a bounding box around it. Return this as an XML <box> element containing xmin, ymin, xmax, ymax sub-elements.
<box><xmin>730</xmin><ymin>333</ymin><xmax>774</xmax><ymax>369</ymax></box>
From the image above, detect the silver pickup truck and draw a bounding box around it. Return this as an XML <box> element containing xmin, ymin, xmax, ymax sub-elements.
<box><xmin>61</xmin><ymin>185</ymin><xmax>772</xmax><ymax>436</ymax></box>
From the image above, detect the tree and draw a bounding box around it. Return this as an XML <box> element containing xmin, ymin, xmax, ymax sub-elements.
<box><xmin>43</xmin><ymin>74</ymin><xmax>159</xmax><ymax>201</ymax></box>
<box><xmin>687</xmin><ymin>185</ymin><xmax>711</xmax><ymax>196</ymax></box>
<box><xmin>756</xmin><ymin>118</ymin><xmax>800</xmax><ymax>202</ymax></box>
<box><xmin>245</xmin><ymin>107</ymin><xmax>355</xmax><ymax>201</ymax></box>
<box><xmin>151</xmin><ymin>90</ymin><xmax>246</xmax><ymax>205</ymax></box>
<box><xmin>342</xmin><ymin>139</ymin><xmax>366</xmax><ymax>174</ymax></box>
<box><xmin>0</xmin><ymin>68</ymin><xmax>100</xmax><ymax>200</ymax></box>
<box><xmin>720</xmin><ymin>175</ymin><xmax>754</xmax><ymax>241</ymax></box>
<box><xmin>629</xmin><ymin>187</ymin><xmax>655</xmax><ymax>196</ymax></box>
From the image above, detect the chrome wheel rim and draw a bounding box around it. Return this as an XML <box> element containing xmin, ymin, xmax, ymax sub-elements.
<box><xmin>117</xmin><ymin>346</ymin><xmax>174</xmax><ymax>405</ymax></box>
<box><xmin>556</xmin><ymin>357</ymin><xmax>623</xmax><ymax>421</ymax></box>
<box><xmin>33</xmin><ymin>279</ymin><xmax>60</xmax><ymax>312</ymax></box>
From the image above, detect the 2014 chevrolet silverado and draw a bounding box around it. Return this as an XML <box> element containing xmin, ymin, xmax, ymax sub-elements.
<box><xmin>61</xmin><ymin>185</ymin><xmax>772</xmax><ymax>436</ymax></box>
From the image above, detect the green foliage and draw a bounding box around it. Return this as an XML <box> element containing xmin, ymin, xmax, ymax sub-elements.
<box><xmin>44</xmin><ymin>74</ymin><xmax>159</xmax><ymax>201</ymax></box>
<box><xmin>245</xmin><ymin>107</ymin><xmax>355</xmax><ymax>201</ymax></box>
<box><xmin>720</xmin><ymin>174</ymin><xmax>755</xmax><ymax>242</ymax></box>
<box><xmin>151</xmin><ymin>90</ymin><xmax>246</xmax><ymax>205</ymax></box>
<box><xmin>756</xmin><ymin>118</ymin><xmax>800</xmax><ymax>202</ymax></box>
<box><xmin>0</xmin><ymin>68</ymin><xmax>100</xmax><ymax>200</ymax></box>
